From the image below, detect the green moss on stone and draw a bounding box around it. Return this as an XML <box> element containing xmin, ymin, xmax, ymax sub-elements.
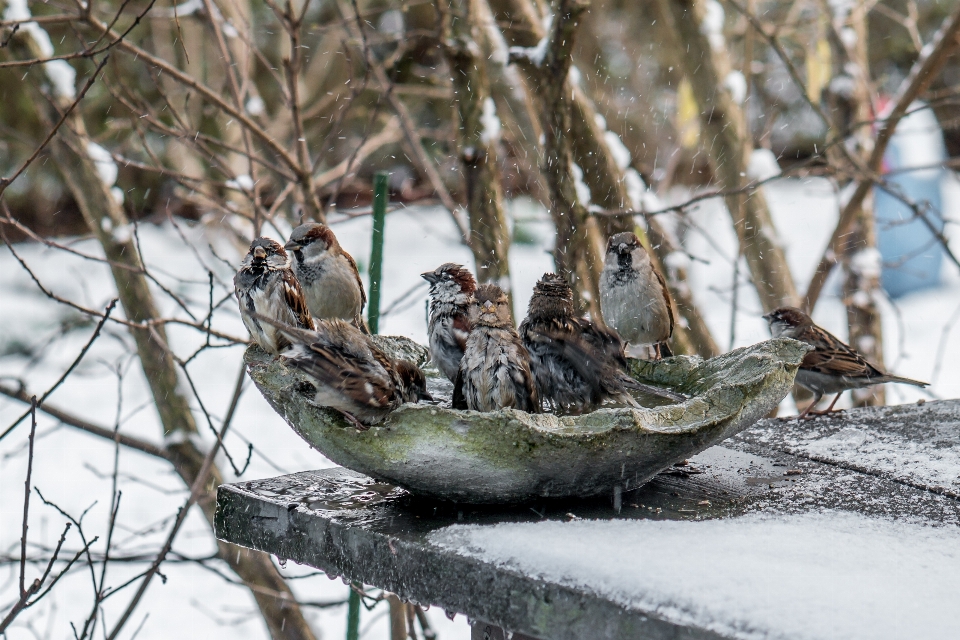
<box><xmin>245</xmin><ymin>338</ymin><xmax>810</xmax><ymax>503</ymax></box>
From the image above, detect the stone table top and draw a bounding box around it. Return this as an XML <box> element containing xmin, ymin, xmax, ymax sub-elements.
<box><xmin>215</xmin><ymin>399</ymin><xmax>960</xmax><ymax>640</ymax></box>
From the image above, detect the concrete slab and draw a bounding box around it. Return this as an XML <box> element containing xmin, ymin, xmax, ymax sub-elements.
<box><xmin>215</xmin><ymin>400</ymin><xmax>960</xmax><ymax>639</ymax></box>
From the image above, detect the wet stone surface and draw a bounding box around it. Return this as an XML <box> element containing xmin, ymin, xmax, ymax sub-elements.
<box><xmin>215</xmin><ymin>400</ymin><xmax>960</xmax><ymax>640</ymax></box>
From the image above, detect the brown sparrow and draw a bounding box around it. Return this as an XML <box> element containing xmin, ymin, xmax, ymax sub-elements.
<box><xmin>235</xmin><ymin>238</ymin><xmax>315</xmax><ymax>354</ymax></box>
<box><xmin>520</xmin><ymin>273</ymin><xmax>684</xmax><ymax>411</ymax></box>
<box><xmin>284</xmin><ymin>222</ymin><xmax>367</xmax><ymax>330</ymax></box>
<box><xmin>252</xmin><ymin>312</ymin><xmax>431</xmax><ymax>429</ymax></box>
<box><xmin>599</xmin><ymin>231</ymin><xmax>674</xmax><ymax>359</ymax></box>
<box><xmin>422</xmin><ymin>263</ymin><xmax>477</xmax><ymax>383</ymax></box>
<box><xmin>764</xmin><ymin>307</ymin><xmax>928</xmax><ymax>418</ymax></box>
<box><xmin>454</xmin><ymin>284</ymin><xmax>540</xmax><ymax>413</ymax></box>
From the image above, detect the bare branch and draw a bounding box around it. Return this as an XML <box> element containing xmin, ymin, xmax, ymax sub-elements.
<box><xmin>804</xmin><ymin>3</ymin><xmax>960</xmax><ymax>311</ymax></box>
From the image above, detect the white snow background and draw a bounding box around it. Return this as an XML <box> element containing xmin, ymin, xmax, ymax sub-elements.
<box><xmin>1</xmin><ymin>173</ymin><xmax>958</xmax><ymax>638</ymax></box>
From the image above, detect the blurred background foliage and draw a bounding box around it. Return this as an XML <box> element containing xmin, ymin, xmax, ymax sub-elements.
<box><xmin>2</xmin><ymin>0</ymin><xmax>956</xmax><ymax>240</ymax></box>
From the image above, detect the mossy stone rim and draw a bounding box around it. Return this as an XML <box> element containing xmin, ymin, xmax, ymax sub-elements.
<box><xmin>245</xmin><ymin>337</ymin><xmax>809</xmax><ymax>503</ymax></box>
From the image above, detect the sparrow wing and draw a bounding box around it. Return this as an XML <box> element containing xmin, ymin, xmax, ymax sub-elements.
<box><xmin>577</xmin><ymin>319</ymin><xmax>684</xmax><ymax>402</ymax></box>
<box><xmin>579</xmin><ymin>320</ymin><xmax>628</xmax><ymax>369</ymax></box>
<box><xmin>290</xmin><ymin>340</ymin><xmax>398</xmax><ymax>410</ymax></box>
<box><xmin>653</xmin><ymin>265</ymin><xmax>675</xmax><ymax>340</ymax></box>
<box><xmin>281</xmin><ymin>270</ymin><xmax>315</xmax><ymax>330</ymax></box>
<box><xmin>503</xmin><ymin>332</ymin><xmax>542</xmax><ymax>413</ymax></box>
<box><xmin>451</xmin><ymin>313</ymin><xmax>472</xmax><ymax>353</ymax></box>
<box><xmin>799</xmin><ymin>325</ymin><xmax>884</xmax><ymax>379</ymax></box>
<box><xmin>342</xmin><ymin>250</ymin><xmax>367</xmax><ymax>313</ymax></box>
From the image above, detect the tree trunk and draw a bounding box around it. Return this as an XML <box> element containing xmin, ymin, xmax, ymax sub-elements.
<box><xmin>656</xmin><ymin>0</ymin><xmax>800</xmax><ymax>313</ymax></box>
<box><xmin>490</xmin><ymin>0</ymin><xmax>718</xmax><ymax>355</ymax></box>
<box><xmin>28</xmin><ymin>56</ymin><xmax>318</xmax><ymax>640</ymax></box>
<box><xmin>509</xmin><ymin>0</ymin><xmax>605</xmax><ymax>318</ymax></box>
<box><xmin>826</xmin><ymin>0</ymin><xmax>885</xmax><ymax>406</ymax></box>
<box><xmin>443</xmin><ymin>0</ymin><xmax>513</xmax><ymax>299</ymax></box>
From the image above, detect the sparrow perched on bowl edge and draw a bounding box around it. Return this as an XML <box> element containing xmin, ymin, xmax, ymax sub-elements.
<box><xmin>764</xmin><ymin>306</ymin><xmax>928</xmax><ymax>418</ymax></box>
<box><xmin>252</xmin><ymin>312</ymin><xmax>431</xmax><ymax>429</ymax></box>
<box><xmin>600</xmin><ymin>231</ymin><xmax>674</xmax><ymax>359</ymax></box>
<box><xmin>520</xmin><ymin>273</ymin><xmax>684</xmax><ymax>412</ymax></box>
<box><xmin>285</xmin><ymin>222</ymin><xmax>367</xmax><ymax>331</ymax></box>
<box><xmin>234</xmin><ymin>237</ymin><xmax>314</xmax><ymax>354</ymax></box>
<box><xmin>422</xmin><ymin>263</ymin><xmax>477</xmax><ymax>383</ymax></box>
<box><xmin>455</xmin><ymin>284</ymin><xmax>540</xmax><ymax>413</ymax></box>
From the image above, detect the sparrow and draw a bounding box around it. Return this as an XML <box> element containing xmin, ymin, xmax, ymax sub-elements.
<box><xmin>764</xmin><ymin>307</ymin><xmax>928</xmax><ymax>418</ymax></box>
<box><xmin>520</xmin><ymin>273</ymin><xmax>685</xmax><ymax>412</ymax></box>
<box><xmin>252</xmin><ymin>312</ymin><xmax>431</xmax><ymax>428</ymax></box>
<box><xmin>599</xmin><ymin>231</ymin><xmax>674</xmax><ymax>359</ymax></box>
<box><xmin>421</xmin><ymin>263</ymin><xmax>477</xmax><ymax>383</ymax></box>
<box><xmin>284</xmin><ymin>222</ymin><xmax>367</xmax><ymax>330</ymax></box>
<box><xmin>234</xmin><ymin>237</ymin><xmax>315</xmax><ymax>354</ymax></box>
<box><xmin>454</xmin><ymin>284</ymin><xmax>540</xmax><ymax>413</ymax></box>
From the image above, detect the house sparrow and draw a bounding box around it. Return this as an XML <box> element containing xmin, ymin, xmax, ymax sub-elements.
<box><xmin>422</xmin><ymin>263</ymin><xmax>477</xmax><ymax>383</ymax></box>
<box><xmin>600</xmin><ymin>231</ymin><xmax>674</xmax><ymax>359</ymax></box>
<box><xmin>284</xmin><ymin>222</ymin><xmax>367</xmax><ymax>330</ymax></box>
<box><xmin>764</xmin><ymin>307</ymin><xmax>928</xmax><ymax>418</ymax></box>
<box><xmin>455</xmin><ymin>284</ymin><xmax>540</xmax><ymax>413</ymax></box>
<box><xmin>520</xmin><ymin>273</ymin><xmax>685</xmax><ymax>412</ymax></box>
<box><xmin>252</xmin><ymin>312</ymin><xmax>431</xmax><ymax>428</ymax></box>
<box><xmin>235</xmin><ymin>238</ymin><xmax>315</xmax><ymax>354</ymax></box>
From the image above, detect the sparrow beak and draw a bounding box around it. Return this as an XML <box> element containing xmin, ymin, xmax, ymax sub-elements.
<box><xmin>284</xmin><ymin>240</ymin><xmax>302</xmax><ymax>252</ymax></box>
<box><xmin>253</xmin><ymin>246</ymin><xmax>267</xmax><ymax>260</ymax></box>
<box><xmin>618</xmin><ymin>243</ymin><xmax>628</xmax><ymax>253</ymax></box>
<box><xmin>418</xmin><ymin>388</ymin><xmax>435</xmax><ymax>402</ymax></box>
<box><xmin>761</xmin><ymin>312</ymin><xmax>772</xmax><ymax>321</ymax></box>
<box><xmin>482</xmin><ymin>301</ymin><xmax>495</xmax><ymax>312</ymax></box>
<box><xmin>420</xmin><ymin>271</ymin><xmax>439</xmax><ymax>284</ymax></box>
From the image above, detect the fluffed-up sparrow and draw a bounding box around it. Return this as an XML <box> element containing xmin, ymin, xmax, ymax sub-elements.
<box><xmin>455</xmin><ymin>284</ymin><xmax>540</xmax><ymax>413</ymax></box>
<box><xmin>600</xmin><ymin>231</ymin><xmax>674</xmax><ymax>358</ymax></box>
<box><xmin>252</xmin><ymin>312</ymin><xmax>431</xmax><ymax>428</ymax></box>
<box><xmin>520</xmin><ymin>273</ymin><xmax>684</xmax><ymax>412</ymax></box>
<box><xmin>422</xmin><ymin>263</ymin><xmax>477</xmax><ymax>383</ymax></box>
<box><xmin>285</xmin><ymin>222</ymin><xmax>367</xmax><ymax>330</ymax></box>
<box><xmin>764</xmin><ymin>307</ymin><xmax>928</xmax><ymax>418</ymax></box>
<box><xmin>235</xmin><ymin>237</ymin><xmax>314</xmax><ymax>354</ymax></box>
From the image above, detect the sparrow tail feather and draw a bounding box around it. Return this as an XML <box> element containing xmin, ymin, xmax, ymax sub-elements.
<box><xmin>882</xmin><ymin>374</ymin><xmax>928</xmax><ymax>388</ymax></box>
<box><xmin>249</xmin><ymin>310</ymin><xmax>317</xmax><ymax>346</ymax></box>
<box><xmin>619</xmin><ymin>375</ymin><xmax>686</xmax><ymax>403</ymax></box>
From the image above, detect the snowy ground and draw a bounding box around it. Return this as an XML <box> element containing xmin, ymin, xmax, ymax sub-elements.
<box><xmin>1</xmin><ymin>174</ymin><xmax>958</xmax><ymax>639</ymax></box>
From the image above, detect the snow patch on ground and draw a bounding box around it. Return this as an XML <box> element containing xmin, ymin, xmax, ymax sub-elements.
<box><xmin>431</xmin><ymin>511</ymin><xmax>960</xmax><ymax>640</ymax></box>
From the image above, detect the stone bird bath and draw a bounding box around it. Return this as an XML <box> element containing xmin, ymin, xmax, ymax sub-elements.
<box><xmin>244</xmin><ymin>337</ymin><xmax>808</xmax><ymax>503</ymax></box>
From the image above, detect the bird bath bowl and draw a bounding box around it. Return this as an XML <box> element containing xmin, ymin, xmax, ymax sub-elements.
<box><xmin>244</xmin><ymin>338</ymin><xmax>809</xmax><ymax>503</ymax></box>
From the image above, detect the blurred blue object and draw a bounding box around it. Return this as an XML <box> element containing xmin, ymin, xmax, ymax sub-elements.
<box><xmin>874</xmin><ymin>101</ymin><xmax>946</xmax><ymax>298</ymax></box>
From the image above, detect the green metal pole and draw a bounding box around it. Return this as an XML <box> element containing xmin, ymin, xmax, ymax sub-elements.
<box><xmin>368</xmin><ymin>171</ymin><xmax>388</xmax><ymax>334</ymax></box>
<box><xmin>346</xmin><ymin>583</ymin><xmax>361</xmax><ymax>640</ymax></box>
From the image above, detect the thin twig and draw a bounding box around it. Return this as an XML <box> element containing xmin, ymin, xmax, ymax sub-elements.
<box><xmin>0</xmin><ymin>299</ymin><xmax>118</xmax><ymax>443</ymax></box>
<box><xmin>105</xmin><ymin>362</ymin><xmax>246</xmax><ymax>639</ymax></box>
<box><xmin>0</xmin><ymin>383</ymin><xmax>169</xmax><ymax>459</ymax></box>
<box><xmin>0</xmin><ymin>55</ymin><xmax>110</xmax><ymax>199</ymax></box>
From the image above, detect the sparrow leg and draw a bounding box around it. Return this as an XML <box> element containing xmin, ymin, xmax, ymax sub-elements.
<box><xmin>336</xmin><ymin>408</ymin><xmax>369</xmax><ymax>431</ymax></box>
<box><xmin>808</xmin><ymin>392</ymin><xmax>843</xmax><ymax>416</ymax></box>
<box><xmin>797</xmin><ymin>393</ymin><xmax>823</xmax><ymax>419</ymax></box>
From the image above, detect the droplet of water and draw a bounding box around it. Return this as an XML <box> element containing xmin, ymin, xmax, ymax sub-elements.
<box><xmin>445</xmin><ymin>610</ymin><xmax>456</xmax><ymax>620</ymax></box>
<box><xmin>277</xmin><ymin>557</ymin><xmax>287</xmax><ymax>568</ymax></box>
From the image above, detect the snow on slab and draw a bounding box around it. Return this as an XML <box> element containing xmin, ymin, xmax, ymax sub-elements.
<box><xmin>746</xmin><ymin>402</ymin><xmax>960</xmax><ymax>496</ymax></box>
<box><xmin>430</xmin><ymin>511</ymin><xmax>960</xmax><ymax>640</ymax></box>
